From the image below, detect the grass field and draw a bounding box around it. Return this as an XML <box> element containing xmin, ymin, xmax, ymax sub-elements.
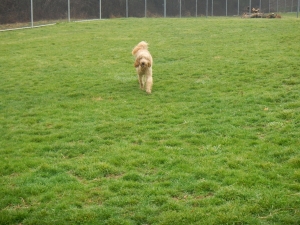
<box><xmin>1</xmin><ymin>16</ymin><xmax>299</xmax><ymax>224</ymax></box>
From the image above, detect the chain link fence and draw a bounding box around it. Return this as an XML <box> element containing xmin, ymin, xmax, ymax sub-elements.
<box><xmin>1</xmin><ymin>0</ymin><xmax>299</xmax><ymax>30</ymax></box>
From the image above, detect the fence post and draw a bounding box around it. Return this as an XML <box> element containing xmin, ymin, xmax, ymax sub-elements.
<box><xmin>100</xmin><ymin>0</ymin><xmax>101</xmax><ymax>19</ymax></box>
<box><xmin>297</xmin><ymin>0</ymin><xmax>300</xmax><ymax>18</ymax></box>
<box><xmin>212</xmin><ymin>0</ymin><xmax>214</xmax><ymax>16</ymax></box>
<box><xmin>68</xmin><ymin>0</ymin><xmax>70</xmax><ymax>22</ymax></box>
<box><xmin>145</xmin><ymin>0</ymin><xmax>147</xmax><ymax>17</ymax></box>
<box><xmin>164</xmin><ymin>0</ymin><xmax>166</xmax><ymax>18</ymax></box>
<box><xmin>126</xmin><ymin>0</ymin><xmax>128</xmax><ymax>18</ymax></box>
<box><xmin>249</xmin><ymin>0</ymin><xmax>251</xmax><ymax>13</ymax></box>
<box><xmin>180</xmin><ymin>0</ymin><xmax>181</xmax><ymax>18</ymax></box>
<box><xmin>259</xmin><ymin>0</ymin><xmax>261</xmax><ymax>11</ymax></box>
<box><xmin>237</xmin><ymin>0</ymin><xmax>239</xmax><ymax>16</ymax></box>
<box><xmin>196</xmin><ymin>0</ymin><xmax>197</xmax><ymax>17</ymax></box>
<box><xmin>284</xmin><ymin>0</ymin><xmax>286</xmax><ymax>12</ymax></box>
<box><xmin>206</xmin><ymin>0</ymin><xmax>208</xmax><ymax>17</ymax></box>
<box><xmin>226</xmin><ymin>0</ymin><xmax>228</xmax><ymax>16</ymax></box>
<box><xmin>31</xmin><ymin>0</ymin><xmax>33</xmax><ymax>28</ymax></box>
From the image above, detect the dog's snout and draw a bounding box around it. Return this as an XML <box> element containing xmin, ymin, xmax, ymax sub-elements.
<box><xmin>141</xmin><ymin>62</ymin><xmax>145</xmax><ymax>66</ymax></box>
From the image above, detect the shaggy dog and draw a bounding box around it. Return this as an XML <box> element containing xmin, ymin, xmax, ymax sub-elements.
<box><xmin>132</xmin><ymin>41</ymin><xmax>153</xmax><ymax>94</ymax></box>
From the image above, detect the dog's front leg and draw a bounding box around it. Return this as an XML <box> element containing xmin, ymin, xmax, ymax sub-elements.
<box><xmin>138</xmin><ymin>74</ymin><xmax>144</xmax><ymax>90</ymax></box>
<box><xmin>145</xmin><ymin>76</ymin><xmax>153</xmax><ymax>94</ymax></box>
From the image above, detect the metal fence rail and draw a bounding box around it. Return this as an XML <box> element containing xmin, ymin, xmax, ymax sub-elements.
<box><xmin>1</xmin><ymin>0</ymin><xmax>299</xmax><ymax>31</ymax></box>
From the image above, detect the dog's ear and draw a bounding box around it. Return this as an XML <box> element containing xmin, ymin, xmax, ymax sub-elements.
<box><xmin>134</xmin><ymin>58</ymin><xmax>140</xmax><ymax>68</ymax></box>
<box><xmin>147</xmin><ymin>61</ymin><xmax>151</xmax><ymax>67</ymax></box>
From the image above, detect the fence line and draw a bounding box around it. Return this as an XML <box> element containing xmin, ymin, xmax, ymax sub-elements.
<box><xmin>1</xmin><ymin>0</ymin><xmax>299</xmax><ymax>31</ymax></box>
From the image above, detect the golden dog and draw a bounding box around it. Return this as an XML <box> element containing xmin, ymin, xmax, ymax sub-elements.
<box><xmin>132</xmin><ymin>41</ymin><xmax>153</xmax><ymax>94</ymax></box>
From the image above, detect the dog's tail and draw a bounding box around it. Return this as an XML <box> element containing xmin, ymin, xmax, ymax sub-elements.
<box><xmin>132</xmin><ymin>41</ymin><xmax>148</xmax><ymax>56</ymax></box>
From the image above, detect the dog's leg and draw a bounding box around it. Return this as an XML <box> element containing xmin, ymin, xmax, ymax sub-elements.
<box><xmin>145</xmin><ymin>75</ymin><xmax>153</xmax><ymax>94</ymax></box>
<box><xmin>138</xmin><ymin>74</ymin><xmax>144</xmax><ymax>90</ymax></box>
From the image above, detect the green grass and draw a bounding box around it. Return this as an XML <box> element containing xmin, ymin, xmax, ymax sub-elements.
<box><xmin>1</xmin><ymin>16</ymin><xmax>300</xmax><ymax>224</ymax></box>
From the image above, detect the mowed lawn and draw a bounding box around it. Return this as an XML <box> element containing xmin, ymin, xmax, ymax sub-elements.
<box><xmin>0</xmin><ymin>16</ymin><xmax>299</xmax><ymax>224</ymax></box>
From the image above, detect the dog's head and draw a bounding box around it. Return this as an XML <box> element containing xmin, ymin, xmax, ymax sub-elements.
<box><xmin>134</xmin><ymin>55</ymin><xmax>152</xmax><ymax>69</ymax></box>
